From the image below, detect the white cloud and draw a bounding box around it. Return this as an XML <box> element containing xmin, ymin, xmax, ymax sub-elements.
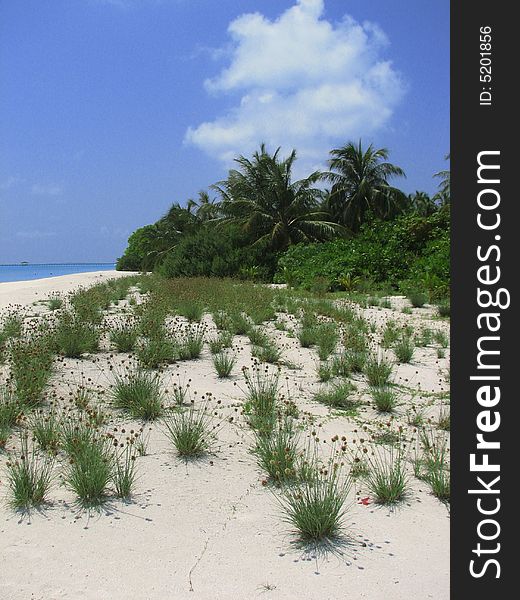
<box><xmin>185</xmin><ymin>0</ymin><xmax>406</xmax><ymax>175</ymax></box>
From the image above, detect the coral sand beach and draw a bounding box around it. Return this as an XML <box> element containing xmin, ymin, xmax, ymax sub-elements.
<box><xmin>0</xmin><ymin>272</ymin><xmax>449</xmax><ymax>599</ymax></box>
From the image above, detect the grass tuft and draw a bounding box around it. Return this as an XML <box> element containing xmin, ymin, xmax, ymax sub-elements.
<box><xmin>112</xmin><ymin>369</ymin><xmax>164</xmax><ymax>420</ymax></box>
<box><xmin>5</xmin><ymin>433</ymin><xmax>54</xmax><ymax>510</ymax></box>
<box><xmin>213</xmin><ymin>351</ymin><xmax>236</xmax><ymax>378</ymax></box>
<box><xmin>163</xmin><ymin>404</ymin><xmax>213</xmax><ymax>458</ymax></box>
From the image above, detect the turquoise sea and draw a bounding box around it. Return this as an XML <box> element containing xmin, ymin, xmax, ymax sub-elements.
<box><xmin>0</xmin><ymin>263</ymin><xmax>116</xmax><ymax>283</ymax></box>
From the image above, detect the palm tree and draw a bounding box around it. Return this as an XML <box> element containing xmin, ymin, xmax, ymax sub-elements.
<box><xmin>191</xmin><ymin>190</ymin><xmax>221</xmax><ymax>222</ymax></box>
<box><xmin>408</xmin><ymin>191</ymin><xmax>438</xmax><ymax>216</ymax></box>
<box><xmin>324</xmin><ymin>140</ymin><xmax>407</xmax><ymax>232</ymax></box>
<box><xmin>433</xmin><ymin>153</ymin><xmax>450</xmax><ymax>204</ymax></box>
<box><xmin>212</xmin><ymin>144</ymin><xmax>342</xmax><ymax>251</ymax></box>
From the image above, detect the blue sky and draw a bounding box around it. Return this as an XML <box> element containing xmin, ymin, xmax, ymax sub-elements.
<box><xmin>0</xmin><ymin>0</ymin><xmax>449</xmax><ymax>263</ymax></box>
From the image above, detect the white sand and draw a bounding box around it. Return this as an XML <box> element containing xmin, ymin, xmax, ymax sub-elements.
<box><xmin>0</xmin><ymin>273</ymin><xmax>449</xmax><ymax>600</ymax></box>
<box><xmin>0</xmin><ymin>270</ymin><xmax>136</xmax><ymax>309</ymax></box>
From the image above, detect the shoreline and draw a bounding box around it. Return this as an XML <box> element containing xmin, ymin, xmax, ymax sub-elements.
<box><xmin>0</xmin><ymin>270</ymin><xmax>138</xmax><ymax>309</ymax></box>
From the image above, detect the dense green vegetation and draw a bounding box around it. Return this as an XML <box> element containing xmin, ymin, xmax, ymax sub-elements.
<box><xmin>117</xmin><ymin>141</ymin><xmax>450</xmax><ymax>298</ymax></box>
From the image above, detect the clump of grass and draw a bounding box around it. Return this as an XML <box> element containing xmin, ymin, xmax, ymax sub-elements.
<box><xmin>315</xmin><ymin>323</ymin><xmax>339</xmax><ymax>361</ymax></box>
<box><xmin>1</xmin><ymin>312</ymin><xmax>23</xmax><ymax>340</ymax></box>
<box><xmin>228</xmin><ymin>312</ymin><xmax>252</xmax><ymax>336</ymax></box>
<box><xmin>176</xmin><ymin>325</ymin><xmax>205</xmax><ymax>360</ymax></box>
<box><xmin>252</xmin><ymin>341</ymin><xmax>282</xmax><ymax>364</ymax></box>
<box><xmin>112</xmin><ymin>369</ymin><xmax>164</xmax><ymax>420</ymax></box>
<box><xmin>213</xmin><ymin>351</ymin><xmax>236</xmax><ymax>378</ymax></box>
<box><xmin>110</xmin><ymin>324</ymin><xmax>138</xmax><ymax>353</ymax></box>
<box><xmin>208</xmin><ymin>331</ymin><xmax>233</xmax><ymax>354</ymax></box>
<box><xmin>316</xmin><ymin>361</ymin><xmax>333</xmax><ymax>382</ymax></box>
<box><xmin>297</xmin><ymin>312</ymin><xmax>319</xmax><ymax>348</ymax></box>
<box><xmin>252</xmin><ymin>419</ymin><xmax>300</xmax><ymax>484</ymax></box>
<box><xmin>9</xmin><ymin>337</ymin><xmax>54</xmax><ymax>407</ymax></box>
<box><xmin>212</xmin><ymin>310</ymin><xmax>232</xmax><ymax>331</ymax></box>
<box><xmin>274</xmin><ymin>449</ymin><xmax>351</xmax><ymax>542</ymax></box>
<box><xmin>53</xmin><ymin>312</ymin><xmax>100</xmax><ymax>358</ymax></box>
<box><xmin>47</xmin><ymin>295</ymin><xmax>63</xmax><ymax>311</ymax></box>
<box><xmin>5</xmin><ymin>433</ymin><xmax>54</xmax><ymax>510</ymax></box>
<box><xmin>176</xmin><ymin>301</ymin><xmax>204</xmax><ymax>322</ymax></box>
<box><xmin>314</xmin><ymin>381</ymin><xmax>358</xmax><ymax>413</ymax></box>
<box><xmin>408</xmin><ymin>291</ymin><xmax>428</xmax><ymax>308</ymax></box>
<box><xmin>394</xmin><ymin>335</ymin><xmax>415</xmax><ymax>363</ymax></box>
<box><xmin>137</xmin><ymin>306</ymin><xmax>168</xmax><ymax>339</ymax></box>
<box><xmin>30</xmin><ymin>410</ymin><xmax>61</xmax><ymax>453</ymax></box>
<box><xmin>112</xmin><ymin>445</ymin><xmax>137</xmax><ymax>499</ymax></box>
<box><xmin>371</xmin><ymin>386</ymin><xmax>398</xmax><ymax>413</ymax></box>
<box><xmin>437</xmin><ymin>406</ymin><xmax>450</xmax><ymax>431</ymax></box>
<box><xmin>364</xmin><ymin>355</ymin><xmax>393</xmax><ymax>387</ymax></box>
<box><xmin>136</xmin><ymin>335</ymin><xmax>176</xmax><ymax>368</ymax></box>
<box><xmin>413</xmin><ymin>327</ymin><xmax>431</xmax><ymax>348</ymax></box>
<box><xmin>163</xmin><ymin>403</ymin><xmax>214</xmax><ymax>458</ymax></box>
<box><xmin>248</xmin><ymin>305</ymin><xmax>276</xmax><ymax>325</ymax></box>
<box><xmin>381</xmin><ymin>321</ymin><xmax>400</xmax><ymax>348</ymax></box>
<box><xmin>433</xmin><ymin>330</ymin><xmax>449</xmax><ymax>348</ymax></box>
<box><xmin>171</xmin><ymin>379</ymin><xmax>190</xmax><ymax>406</ymax></box>
<box><xmin>346</xmin><ymin>349</ymin><xmax>368</xmax><ymax>374</ymax></box>
<box><xmin>72</xmin><ymin>385</ymin><xmax>94</xmax><ymax>410</ymax></box>
<box><xmin>419</xmin><ymin>429</ymin><xmax>450</xmax><ymax>502</ymax></box>
<box><xmin>366</xmin><ymin>440</ymin><xmax>409</xmax><ymax>505</ymax></box>
<box><xmin>275</xmin><ymin>320</ymin><xmax>287</xmax><ymax>332</ymax></box>
<box><xmin>330</xmin><ymin>351</ymin><xmax>349</xmax><ymax>377</ymax></box>
<box><xmin>134</xmin><ymin>426</ymin><xmax>152</xmax><ymax>456</ymax></box>
<box><xmin>0</xmin><ymin>387</ymin><xmax>20</xmax><ymax>447</ymax></box>
<box><xmin>64</xmin><ymin>434</ymin><xmax>114</xmax><ymax>507</ymax></box>
<box><xmin>60</xmin><ymin>414</ymin><xmax>97</xmax><ymax>458</ymax></box>
<box><xmin>243</xmin><ymin>367</ymin><xmax>279</xmax><ymax>436</ymax></box>
<box><xmin>69</xmin><ymin>284</ymin><xmax>109</xmax><ymax>322</ymax></box>
<box><xmin>343</xmin><ymin>322</ymin><xmax>369</xmax><ymax>353</ymax></box>
<box><xmin>248</xmin><ymin>327</ymin><xmax>270</xmax><ymax>347</ymax></box>
<box><xmin>297</xmin><ymin>326</ymin><xmax>318</xmax><ymax>348</ymax></box>
<box><xmin>406</xmin><ymin>405</ymin><xmax>426</xmax><ymax>428</ymax></box>
<box><xmin>436</xmin><ymin>300</ymin><xmax>450</xmax><ymax>318</ymax></box>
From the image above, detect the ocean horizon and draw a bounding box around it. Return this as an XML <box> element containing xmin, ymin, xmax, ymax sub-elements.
<box><xmin>0</xmin><ymin>263</ymin><xmax>117</xmax><ymax>283</ymax></box>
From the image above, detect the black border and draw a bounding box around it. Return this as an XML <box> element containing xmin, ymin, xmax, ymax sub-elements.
<box><xmin>451</xmin><ymin>2</ymin><xmax>514</xmax><ymax>595</ymax></box>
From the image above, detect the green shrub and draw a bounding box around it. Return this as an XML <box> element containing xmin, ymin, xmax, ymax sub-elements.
<box><xmin>276</xmin><ymin>210</ymin><xmax>450</xmax><ymax>291</ymax></box>
<box><xmin>407</xmin><ymin>291</ymin><xmax>428</xmax><ymax>308</ymax></box>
